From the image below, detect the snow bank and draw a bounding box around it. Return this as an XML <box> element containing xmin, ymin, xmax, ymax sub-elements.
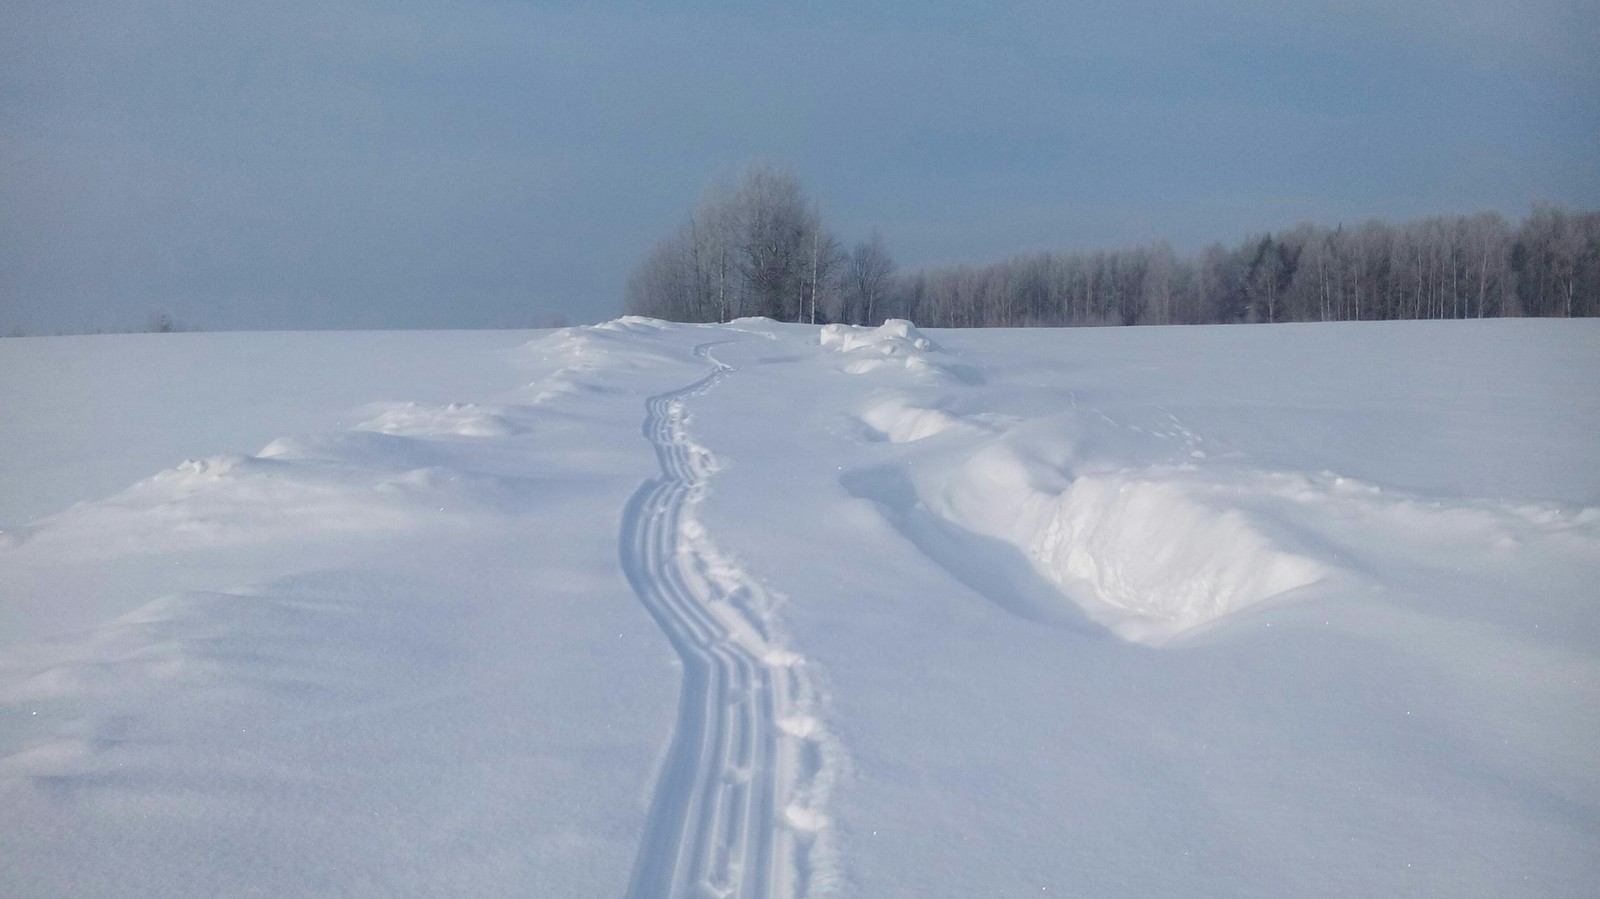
<box><xmin>819</xmin><ymin>319</ymin><xmax>984</xmax><ymax>383</ymax></box>
<box><xmin>842</xmin><ymin>378</ymin><xmax>1343</xmax><ymax>641</ymax></box>
<box><xmin>595</xmin><ymin>315</ymin><xmax>670</xmax><ymax>334</ymax></box>
<box><xmin>857</xmin><ymin>396</ymin><xmax>980</xmax><ymax>443</ymax></box>
<box><xmin>1024</xmin><ymin>471</ymin><xmax>1325</xmax><ymax>639</ymax></box>
<box><xmin>527</xmin><ymin>319</ymin><xmax>678</xmax><ymax>362</ymax></box>
<box><xmin>879</xmin><ymin>396</ymin><xmax>1600</xmax><ymax>646</ymax></box>
<box><xmin>517</xmin><ymin>320</ymin><xmax>697</xmax><ymax>403</ymax></box>
<box><xmin>0</xmin><ymin>330</ymin><xmax>534</xmax><ymax>530</ymax></box>
<box><xmin>14</xmin><ymin>449</ymin><xmax>524</xmax><ymax>558</ymax></box>
<box><xmin>921</xmin><ymin>436</ymin><xmax>1327</xmax><ymax>641</ymax></box>
<box><xmin>356</xmin><ymin>401</ymin><xmax>525</xmax><ymax>438</ymax></box>
<box><xmin>819</xmin><ymin>319</ymin><xmax>940</xmax><ymax>355</ymax></box>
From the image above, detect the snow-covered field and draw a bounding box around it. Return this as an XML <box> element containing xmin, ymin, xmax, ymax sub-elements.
<box><xmin>2</xmin><ymin>319</ymin><xmax>1596</xmax><ymax>898</ymax></box>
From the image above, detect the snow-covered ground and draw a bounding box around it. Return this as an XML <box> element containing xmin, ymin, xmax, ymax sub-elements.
<box><xmin>2</xmin><ymin>319</ymin><xmax>1596</xmax><ymax>897</ymax></box>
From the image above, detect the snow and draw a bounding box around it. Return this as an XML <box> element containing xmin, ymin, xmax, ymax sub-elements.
<box><xmin>2</xmin><ymin>319</ymin><xmax>1597</xmax><ymax>897</ymax></box>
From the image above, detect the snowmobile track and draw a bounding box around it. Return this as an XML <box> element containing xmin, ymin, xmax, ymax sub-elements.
<box><xmin>619</xmin><ymin>340</ymin><xmax>826</xmax><ymax>899</ymax></box>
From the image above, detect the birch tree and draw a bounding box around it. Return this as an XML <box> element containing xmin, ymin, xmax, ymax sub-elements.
<box><xmin>847</xmin><ymin>231</ymin><xmax>896</xmax><ymax>325</ymax></box>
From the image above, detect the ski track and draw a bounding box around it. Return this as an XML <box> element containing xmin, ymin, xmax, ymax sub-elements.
<box><xmin>621</xmin><ymin>341</ymin><xmax>829</xmax><ymax>899</ymax></box>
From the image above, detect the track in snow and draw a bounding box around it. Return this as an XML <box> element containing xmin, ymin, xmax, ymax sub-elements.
<box><xmin>620</xmin><ymin>341</ymin><xmax>832</xmax><ymax>899</ymax></box>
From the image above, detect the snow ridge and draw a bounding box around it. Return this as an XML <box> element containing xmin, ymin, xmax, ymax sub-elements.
<box><xmin>620</xmin><ymin>341</ymin><xmax>837</xmax><ymax>899</ymax></box>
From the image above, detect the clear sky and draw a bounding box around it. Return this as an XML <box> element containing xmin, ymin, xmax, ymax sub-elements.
<box><xmin>3</xmin><ymin>1</ymin><xmax>1597</xmax><ymax>333</ymax></box>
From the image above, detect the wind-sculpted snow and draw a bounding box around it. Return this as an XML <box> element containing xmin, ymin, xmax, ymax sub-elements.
<box><xmin>819</xmin><ymin>319</ymin><xmax>983</xmax><ymax>384</ymax></box>
<box><xmin>856</xmin><ymin>396</ymin><xmax>986</xmax><ymax>444</ymax></box>
<box><xmin>619</xmin><ymin>340</ymin><xmax>840</xmax><ymax>899</ymax></box>
<box><xmin>3</xmin><ymin>318</ymin><xmax>1598</xmax><ymax>898</ymax></box>
<box><xmin>356</xmin><ymin>401</ymin><xmax>528</xmax><ymax>437</ymax></box>
<box><xmin>904</xmin><ymin>414</ymin><xmax>1596</xmax><ymax>644</ymax></box>
<box><xmin>918</xmin><ymin>436</ymin><xmax>1328</xmax><ymax>642</ymax></box>
<box><xmin>9</xmin><ymin>441</ymin><xmax>548</xmax><ymax>559</ymax></box>
<box><xmin>837</xmin><ymin>333</ymin><xmax>1600</xmax><ymax>645</ymax></box>
<box><xmin>819</xmin><ymin>319</ymin><xmax>940</xmax><ymax>355</ymax></box>
<box><xmin>517</xmin><ymin>319</ymin><xmax>686</xmax><ymax>403</ymax></box>
<box><xmin>0</xmin><ymin>322</ymin><xmax>718</xmax><ymax>896</ymax></box>
<box><xmin>839</xmin><ymin>389</ymin><xmax>1329</xmax><ymax>641</ymax></box>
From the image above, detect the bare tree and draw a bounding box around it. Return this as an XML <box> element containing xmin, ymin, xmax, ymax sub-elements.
<box><xmin>846</xmin><ymin>231</ymin><xmax>896</xmax><ymax>325</ymax></box>
<box><xmin>629</xmin><ymin>186</ymin><xmax>1594</xmax><ymax>327</ymax></box>
<box><xmin>623</xmin><ymin>237</ymin><xmax>693</xmax><ymax>321</ymax></box>
<box><xmin>732</xmin><ymin>165</ymin><xmax>817</xmax><ymax>322</ymax></box>
<box><xmin>685</xmin><ymin>181</ymin><xmax>740</xmax><ymax>322</ymax></box>
<box><xmin>803</xmin><ymin>224</ymin><xmax>846</xmax><ymax>324</ymax></box>
<box><xmin>625</xmin><ymin>164</ymin><xmax>836</xmax><ymax>324</ymax></box>
<box><xmin>1141</xmin><ymin>242</ymin><xmax>1177</xmax><ymax>325</ymax></box>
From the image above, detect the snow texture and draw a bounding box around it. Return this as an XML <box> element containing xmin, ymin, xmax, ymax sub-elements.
<box><xmin>2</xmin><ymin>318</ymin><xmax>1598</xmax><ymax>898</ymax></box>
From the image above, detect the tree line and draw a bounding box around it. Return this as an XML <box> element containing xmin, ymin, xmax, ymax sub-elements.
<box><xmin>623</xmin><ymin>165</ymin><xmax>894</xmax><ymax>326</ymax></box>
<box><xmin>625</xmin><ymin>166</ymin><xmax>1599</xmax><ymax>327</ymax></box>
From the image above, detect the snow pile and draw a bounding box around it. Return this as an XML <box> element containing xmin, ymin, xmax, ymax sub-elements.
<box><xmin>923</xmin><ymin>436</ymin><xmax>1326</xmax><ymax>641</ymax></box>
<box><xmin>596</xmin><ymin>314</ymin><xmax>670</xmax><ymax>334</ymax></box>
<box><xmin>518</xmin><ymin>318</ymin><xmax>687</xmax><ymax>402</ymax></box>
<box><xmin>726</xmin><ymin>315</ymin><xmax>781</xmax><ymax>329</ymax></box>
<box><xmin>819</xmin><ymin>318</ymin><xmax>939</xmax><ymax>355</ymax></box>
<box><xmin>16</xmin><ymin>409</ymin><xmax>563</xmax><ymax>560</ymax></box>
<box><xmin>1025</xmin><ymin>470</ymin><xmax>1325</xmax><ymax>639</ymax></box>
<box><xmin>0</xmin><ymin>330</ymin><xmax>539</xmax><ymax>532</ymax></box>
<box><xmin>19</xmin><ymin>453</ymin><xmax>425</xmax><ymax>555</ymax></box>
<box><xmin>857</xmin><ymin>396</ymin><xmax>981</xmax><ymax>443</ymax></box>
<box><xmin>818</xmin><ymin>319</ymin><xmax>968</xmax><ymax>380</ymax></box>
<box><xmin>0</xmin><ymin>578</ymin><xmax>458</xmax><ymax>717</ymax></box>
<box><xmin>529</xmin><ymin>318</ymin><xmax>673</xmax><ymax>365</ymax></box>
<box><xmin>356</xmin><ymin>401</ymin><xmax>525</xmax><ymax>438</ymax></box>
<box><xmin>15</xmin><ymin>447</ymin><xmax>531</xmax><ymax>558</ymax></box>
<box><xmin>846</xmin><ymin>396</ymin><xmax>1335</xmax><ymax>642</ymax></box>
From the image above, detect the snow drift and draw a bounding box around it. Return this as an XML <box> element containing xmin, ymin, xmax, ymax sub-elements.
<box><xmin>4</xmin><ymin>317</ymin><xmax>1598</xmax><ymax>899</ymax></box>
<box><xmin>819</xmin><ymin>319</ymin><xmax>981</xmax><ymax>383</ymax></box>
<box><xmin>857</xmin><ymin>396</ymin><xmax>982</xmax><ymax>444</ymax></box>
<box><xmin>883</xmin><ymin>425</ymin><xmax>1324</xmax><ymax>643</ymax></box>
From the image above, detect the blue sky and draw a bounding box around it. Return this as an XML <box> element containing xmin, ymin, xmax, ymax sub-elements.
<box><xmin>3</xmin><ymin>1</ymin><xmax>1596</xmax><ymax>332</ymax></box>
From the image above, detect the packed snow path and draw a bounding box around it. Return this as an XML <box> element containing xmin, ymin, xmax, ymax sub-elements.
<box><xmin>620</xmin><ymin>341</ymin><xmax>828</xmax><ymax>899</ymax></box>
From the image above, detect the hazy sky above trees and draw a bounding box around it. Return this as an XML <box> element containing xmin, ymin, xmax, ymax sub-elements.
<box><xmin>3</xmin><ymin>1</ymin><xmax>1596</xmax><ymax>333</ymax></box>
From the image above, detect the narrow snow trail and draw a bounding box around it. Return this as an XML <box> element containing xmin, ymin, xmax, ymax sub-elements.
<box><xmin>620</xmin><ymin>341</ymin><xmax>827</xmax><ymax>899</ymax></box>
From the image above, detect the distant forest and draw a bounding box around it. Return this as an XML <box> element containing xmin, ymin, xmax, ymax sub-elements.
<box><xmin>626</xmin><ymin>165</ymin><xmax>1600</xmax><ymax>327</ymax></box>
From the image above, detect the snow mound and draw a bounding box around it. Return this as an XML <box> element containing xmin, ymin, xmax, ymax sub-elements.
<box><xmin>1024</xmin><ymin>471</ymin><xmax>1326</xmax><ymax>639</ymax></box>
<box><xmin>923</xmin><ymin>438</ymin><xmax>1328</xmax><ymax>643</ymax></box>
<box><xmin>819</xmin><ymin>319</ymin><xmax>939</xmax><ymax>355</ymax></box>
<box><xmin>819</xmin><ymin>320</ymin><xmax>982</xmax><ymax>383</ymax></box>
<box><xmin>0</xmin><ymin>575</ymin><xmax>460</xmax><ymax>782</ymax></box>
<box><xmin>356</xmin><ymin>402</ymin><xmax>524</xmax><ymax>438</ymax></box>
<box><xmin>523</xmin><ymin>327</ymin><xmax>641</xmax><ymax>372</ymax></box>
<box><xmin>1267</xmin><ymin>470</ymin><xmax>1600</xmax><ymax>563</ymax></box>
<box><xmin>902</xmin><ymin>424</ymin><xmax>1599</xmax><ymax>645</ymax></box>
<box><xmin>518</xmin><ymin>320</ymin><xmax>691</xmax><ymax>402</ymax></box>
<box><xmin>857</xmin><ymin>396</ymin><xmax>981</xmax><ymax>443</ymax></box>
<box><xmin>594</xmin><ymin>315</ymin><xmax>669</xmax><ymax>334</ymax></box>
<box><xmin>19</xmin><ymin>447</ymin><xmax>540</xmax><ymax>558</ymax></box>
<box><xmin>524</xmin><ymin>369</ymin><xmax>613</xmax><ymax>404</ymax></box>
